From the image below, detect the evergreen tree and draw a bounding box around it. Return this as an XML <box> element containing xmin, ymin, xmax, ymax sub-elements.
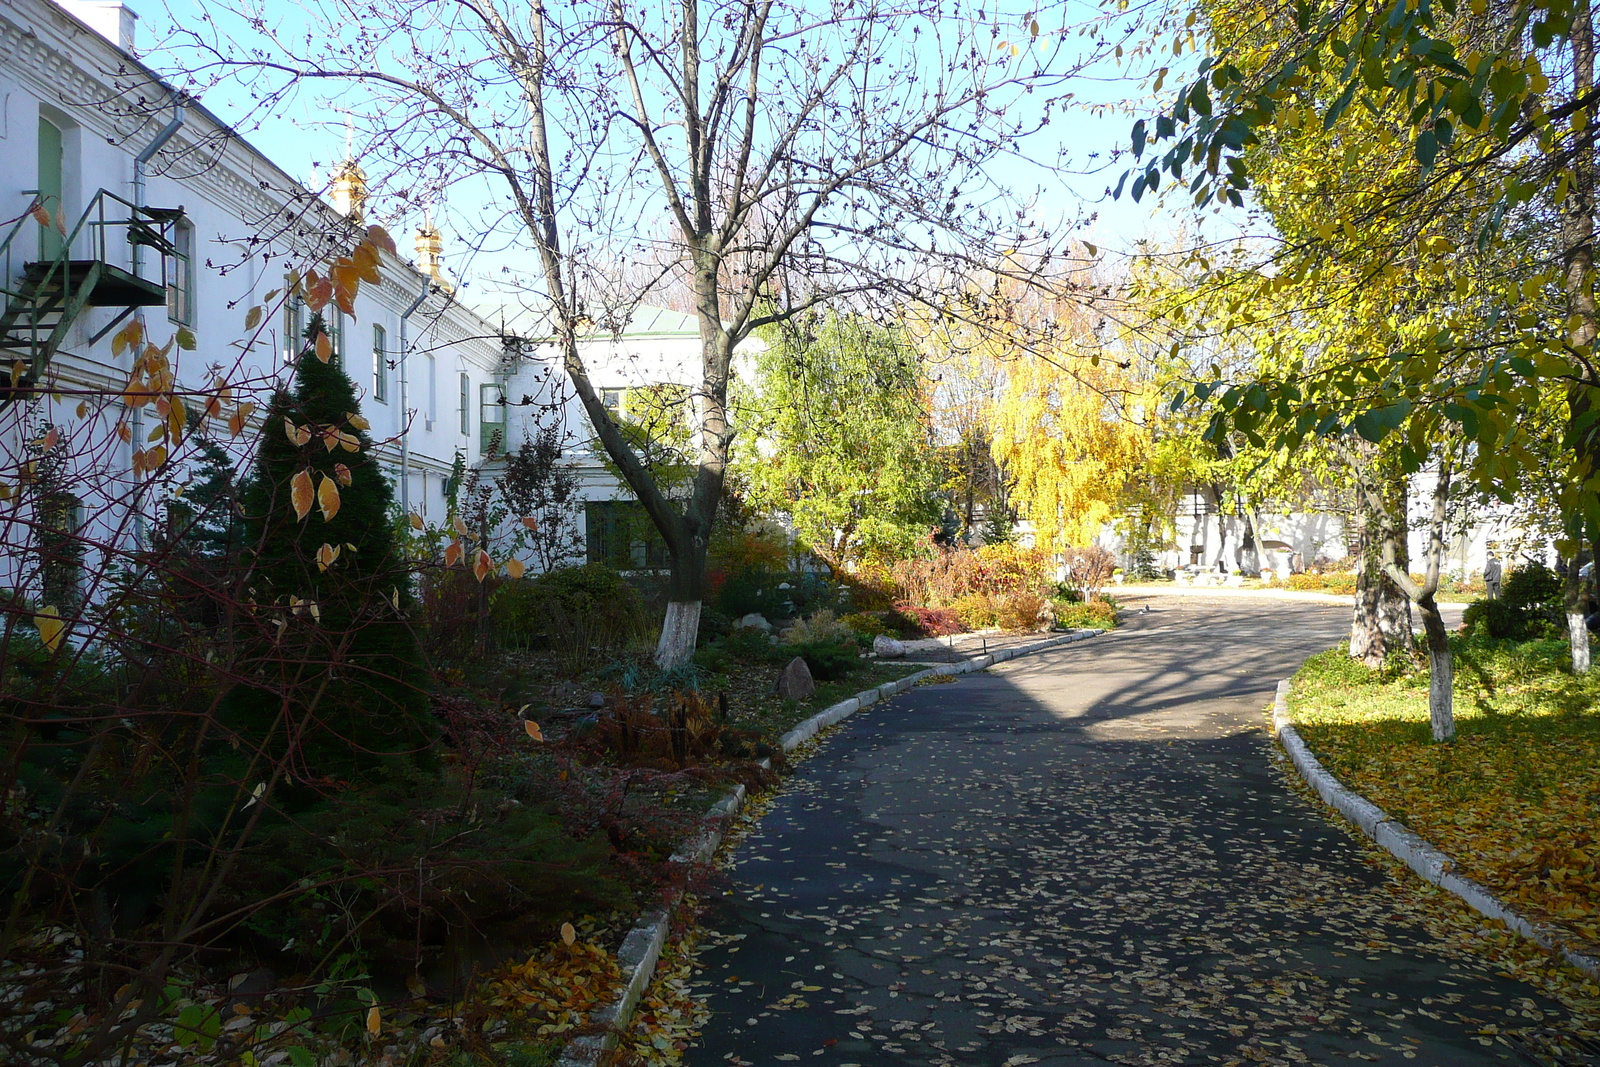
<box><xmin>228</xmin><ymin>315</ymin><xmax>432</xmax><ymax>780</ymax></box>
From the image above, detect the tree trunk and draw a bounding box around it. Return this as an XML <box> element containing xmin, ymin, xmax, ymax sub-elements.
<box><xmin>1350</xmin><ymin>469</ymin><xmax>1413</xmax><ymax>667</ymax></box>
<box><xmin>1417</xmin><ymin>593</ymin><xmax>1455</xmax><ymax>741</ymax></box>
<box><xmin>655</xmin><ymin>535</ymin><xmax>710</xmax><ymax>668</ymax></box>
<box><xmin>656</xmin><ymin>601</ymin><xmax>703</xmax><ymax>668</ymax></box>
<box><xmin>1566</xmin><ymin>550</ymin><xmax>1592</xmax><ymax>674</ymax></box>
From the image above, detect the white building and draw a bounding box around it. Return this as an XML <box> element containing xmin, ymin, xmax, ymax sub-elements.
<box><xmin>0</xmin><ymin>0</ymin><xmax>521</xmax><ymax>605</ymax></box>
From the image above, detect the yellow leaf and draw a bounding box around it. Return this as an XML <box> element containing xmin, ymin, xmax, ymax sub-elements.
<box><xmin>290</xmin><ymin>469</ymin><xmax>314</xmax><ymax>521</ymax></box>
<box><xmin>175</xmin><ymin>327</ymin><xmax>197</xmax><ymax>351</ymax></box>
<box><xmin>366</xmin><ymin>1006</ymin><xmax>380</xmax><ymax>1036</ymax></box>
<box><xmin>34</xmin><ymin>606</ymin><xmax>65</xmax><ymax>652</ymax></box>
<box><xmin>505</xmin><ymin>557</ymin><xmax>526</xmax><ymax>580</ymax></box>
<box><xmin>453</xmin><ymin>515</ymin><xmax>469</xmax><ymax>536</ymax></box>
<box><xmin>317</xmin><ymin>542</ymin><xmax>341</xmax><ymax>571</ymax></box>
<box><xmin>75</xmin><ymin>400</ymin><xmax>88</xmax><ymax>419</ymax></box>
<box><xmin>334</xmin><ymin>462</ymin><xmax>352</xmax><ymax>486</ymax></box>
<box><xmin>245</xmin><ymin>305</ymin><xmax>263</xmax><ymax>330</ymax></box>
<box><xmin>315</xmin><ymin>331</ymin><xmax>332</xmax><ymax>364</ymax></box>
<box><xmin>346</xmin><ymin>412</ymin><xmax>371</xmax><ymax>431</ymax></box>
<box><xmin>169</xmin><ymin>402</ymin><xmax>187</xmax><ymax>440</ymax></box>
<box><xmin>560</xmin><ymin>920</ymin><xmax>575</xmax><ymax>945</ymax></box>
<box><xmin>526</xmin><ymin>720</ymin><xmax>545</xmax><ymax>742</ymax></box>
<box><xmin>318</xmin><ymin>475</ymin><xmax>341</xmax><ymax>521</ymax></box>
<box><xmin>408</xmin><ymin>511</ymin><xmax>424</xmax><ymax>530</ymax></box>
<box><xmin>285</xmin><ymin>418</ymin><xmax>311</xmax><ymax>447</ymax></box>
<box><xmin>473</xmin><ymin>549</ymin><xmax>492</xmax><ymax>583</ymax></box>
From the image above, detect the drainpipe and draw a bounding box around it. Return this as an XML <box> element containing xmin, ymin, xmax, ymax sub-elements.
<box><xmin>397</xmin><ymin>284</ymin><xmax>432</xmax><ymax>516</ymax></box>
<box><xmin>129</xmin><ymin>96</ymin><xmax>186</xmax><ymax>547</ymax></box>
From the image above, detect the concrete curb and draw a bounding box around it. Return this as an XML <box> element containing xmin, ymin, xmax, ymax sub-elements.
<box><xmin>555</xmin><ymin>627</ymin><xmax>1106</xmax><ymax>1065</ymax></box>
<box><xmin>1271</xmin><ymin>679</ymin><xmax>1600</xmax><ymax>978</ymax></box>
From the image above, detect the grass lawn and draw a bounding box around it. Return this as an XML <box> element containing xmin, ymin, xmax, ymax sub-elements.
<box><xmin>1289</xmin><ymin>637</ymin><xmax>1600</xmax><ymax>955</ymax></box>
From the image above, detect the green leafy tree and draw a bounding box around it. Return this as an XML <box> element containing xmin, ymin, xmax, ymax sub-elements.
<box><xmin>741</xmin><ymin>314</ymin><xmax>942</xmax><ymax>565</ymax></box>
<box><xmin>229</xmin><ymin>315</ymin><xmax>432</xmax><ymax>779</ymax></box>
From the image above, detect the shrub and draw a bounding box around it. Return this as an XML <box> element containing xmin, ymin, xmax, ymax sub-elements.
<box><xmin>1503</xmin><ymin>560</ymin><xmax>1563</xmax><ymax>609</ymax></box>
<box><xmin>714</xmin><ymin>563</ymin><xmax>789</xmax><ymax>619</ymax></box>
<box><xmin>893</xmin><ymin>603</ymin><xmax>966</xmax><ymax>636</ymax></box>
<box><xmin>841</xmin><ymin>611</ymin><xmax>895</xmax><ymax>639</ymax></box>
<box><xmin>996</xmin><ymin>592</ymin><xmax>1049</xmax><ymax>632</ymax></box>
<box><xmin>950</xmin><ymin>592</ymin><xmax>1001</xmax><ymax>629</ymax></box>
<box><xmin>1059</xmin><ymin>545</ymin><xmax>1117</xmax><ymax>602</ymax></box>
<box><xmin>490</xmin><ymin>563</ymin><xmax>648</xmax><ymax>670</ymax></box>
<box><xmin>1287</xmin><ymin>572</ymin><xmax>1358</xmax><ymax>595</ymax></box>
<box><xmin>1053</xmin><ymin>599</ymin><xmax>1118</xmax><ymax>630</ymax></box>
<box><xmin>786</xmin><ymin>638</ymin><xmax>859</xmax><ymax>682</ymax></box>
<box><xmin>781</xmin><ymin>609</ymin><xmax>853</xmax><ymax>645</ymax></box>
<box><xmin>719</xmin><ymin>626</ymin><xmax>783</xmax><ymax>663</ymax></box>
<box><xmin>838</xmin><ymin>561</ymin><xmax>898</xmax><ymax>611</ymax></box>
<box><xmin>691</xmin><ymin>642</ymin><xmax>734</xmax><ymax>675</ymax></box>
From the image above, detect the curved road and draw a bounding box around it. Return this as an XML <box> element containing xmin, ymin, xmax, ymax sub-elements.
<box><xmin>685</xmin><ymin>595</ymin><xmax>1595</xmax><ymax>1067</ymax></box>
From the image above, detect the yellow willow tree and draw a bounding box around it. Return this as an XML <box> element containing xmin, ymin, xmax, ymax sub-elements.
<box><xmin>990</xmin><ymin>353</ymin><xmax>1153</xmax><ymax>556</ymax></box>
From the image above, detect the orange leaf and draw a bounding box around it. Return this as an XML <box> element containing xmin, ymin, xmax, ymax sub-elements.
<box><xmin>334</xmin><ymin>462</ymin><xmax>352</xmax><ymax>486</ymax></box>
<box><xmin>444</xmin><ymin>539</ymin><xmax>462</xmax><ymax>567</ymax></box>
<box><xmin>34</xmin><ymin>606</ymin><xmax>65</xmax><ymax>652</ymax></box>
<box><xmin>367</xmin><ymin>224</ymin><xmax>398</xmax><ymax>256</ymax></box>
<box><xmin>366</xmin><ymin>1006</ymin><xmax>380</xmax><ymax>1037</ymax></box>
<box><xmin>560</xmin><ymin>921</ymin><xmax>575</xmax><ymax>945</ymax></box>
<box><xmin>408</xmin><ymin>511</ymin><xmax>425</xmax><ymax>531</ymax></box>
<box><xmin>116</xmin><ymin>422</ymin><xmax>132</xmax><ymax>443</ymax></box>
<box><xmin>228</xmin><ymin>411</ymin><xmax>246</xmax><ymax>437</ymax></box>
<box><xmin>452</xmin><ymin>515</ymin><xmax>469</xmax><ymax>537</ymax></box>
<box><xmin>521</xmin><ymin>516</ymin><xmax>539</xmax><ymax>531</ymax></box>
<box><xmin>305</xmin><ymin>271</ymin><xmax>333</xmax><ymax>311</ymax></box>
<box><xmin>473</xmin><ymin>549</ymin><xmax>492</xmax><ymax>583</ymax></box>
<box><xmin>316</xmin><ymin>542</ymin><xmax>341</xmax><ymax>571</ymax></box>
<box><xmin>315</xmin><ymin>331</ymin><xmax>332</xmax><ymax>364</ymax></box>
<box><xmin>333</xmin><ymin>283</ymin><xmax>357</xmax><ymax>317</ymax></box>
<box><xmin>30</xmin><ymin>201</ymin><xmax>50</xmax><ymax>228</ymax></box>
<box><xmin>318</xmin><ymin>475</ymin><xmax>341</xmax><ymax>521</ymax></box>
<box><xmin>525</xmin><ymin>720</ymin><xmax>545</xmax><ymax>742</ymax></box>
<box><xmin>352</xmin><ymin>242</ymin><xmax>381</xmax><ymax>283</ymax></box>
<box><xmin>290</xmin><ymin>469</ymin><xmax>314</xmax><ymax>520</ymax></box>
<box><xmin>505</xmin><ymin>557</ymin><xmax>526</xmax><ymax>580</ymax></box>
<box><xmin>35</xmin><ymin>427</ymin><xmax>58</xmax><ymax>453</ymax></box>
<box><xmin>346</xmin><ymin>412</ymin><xmax>370</xmax><ymax>431</ymax></box>
<box><xmin>286</xmin><ymin>419</ymin><xmax>311</xmax><ymax>447</ymax></box>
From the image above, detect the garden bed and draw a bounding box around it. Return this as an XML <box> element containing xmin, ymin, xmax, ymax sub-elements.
<box><xmin>1288</xmin><ymin>636</ymin><xmax>1600</xmax><ymax>957</ymax></box>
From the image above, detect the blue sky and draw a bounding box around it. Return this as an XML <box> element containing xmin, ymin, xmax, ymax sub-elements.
<box><xmin>142</xmin><ymin>0</ymin><xmax>1203</xmax><ymax>292</ymax></box>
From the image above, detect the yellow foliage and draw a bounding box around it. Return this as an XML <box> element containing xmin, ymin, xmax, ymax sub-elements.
<box><xmin>989</xmin><ymin>356</ymin><xmax>1150</xmax><ymax>553</ymax></box>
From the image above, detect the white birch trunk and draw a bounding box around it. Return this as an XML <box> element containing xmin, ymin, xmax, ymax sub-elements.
<box><xmin>655</xmin><ymin>600</ymin><xmax>703</xmax><ymax>669</ymax></box>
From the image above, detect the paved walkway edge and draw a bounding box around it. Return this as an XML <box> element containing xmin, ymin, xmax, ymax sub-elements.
<box><xmin>1271</xmin><ymin>678</ymin><xmax>1600</xmax><ymax>978</ymax></box>
<box><xmin>554</xmin><ymin>627</ymin><xmax>1106</xmax><ymax>1066</ymax></box>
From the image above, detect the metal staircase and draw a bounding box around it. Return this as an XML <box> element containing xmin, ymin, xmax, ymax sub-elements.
<box><xmin>0</xmin><ymin>189</ymin><xmax>182</xmax><ymax>407</ymax></box>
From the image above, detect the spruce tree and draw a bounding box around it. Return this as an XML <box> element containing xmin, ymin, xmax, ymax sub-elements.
<box><xmin>229</xmin><ymin>315</ymin><xmax>432</xmax><ymax>780</ymax></box>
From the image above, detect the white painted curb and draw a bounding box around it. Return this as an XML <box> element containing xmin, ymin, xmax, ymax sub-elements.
<box><xmin>1272</xmin><ymin>679</ymin><xmax>1600</xmax><ymax>978</ymax></box>
<box><xmin>555</xmin><ymin>627</ymin><xmax>1106</xmax><ymax>1064</ymax></box>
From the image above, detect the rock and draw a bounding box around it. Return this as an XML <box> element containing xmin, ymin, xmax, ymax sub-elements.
<box><xmin>775</xmin><ymin>656</ymin><xmax>815</xmax><ymax>701</ymax></box>
<box><xmin>588</xmin><ymin>691</ymin><xmax>606</xmax><ymax>709</ymax></box>
<box><xmin>736</xmin><ymin>613</ymin><xmax>773</xmax><ymax>633</ymax></box>
<box><xmin>872</xmin><ymin>634</ymin><xmax>906</xmax><ymax>659</ymax></box>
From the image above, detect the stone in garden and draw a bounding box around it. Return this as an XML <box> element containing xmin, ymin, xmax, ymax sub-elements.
<box><xmin>588</xmin><ymin>692</ymin><xmax>606</xmax><ymax>709</ymax></box>
<box><xmin>873</xmin><ymin>635</ymin><xmax>906</xmax><ymax>659</ymax></box>
<box><xmin>736</xmin><ymin>613</ymin><xmax>773</xmax><ymax>633</ymax></box>
<box><xmin>775</xmin><ymin>656</ymin><xmax>816</xmax><ymax>701</ymax></box>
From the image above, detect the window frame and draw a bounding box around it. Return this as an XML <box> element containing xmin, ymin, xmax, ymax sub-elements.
<box><xmin>166</xmin><ymin>217</ymin><xmax>195</xmax><ymax>326</ymax></box>
<box><xmin>458</xmin><ymin>372</ymin><xmax>471</xmax><ymax>436</ymax></box>
<box><xmin>372</xmin><ymin>323</ymin><xmax>388</xmax><ymax>403</ymax></box>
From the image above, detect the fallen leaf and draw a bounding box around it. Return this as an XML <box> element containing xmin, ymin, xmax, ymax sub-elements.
<box><xmin>561</xmin><ymin>921</ymin><xmax>576</xmax><ymax>945</ymax></box>
<box><xmin>526</xmin><ymin>720</ymin><xmax>545</xmax><ymax>742</ymax></box>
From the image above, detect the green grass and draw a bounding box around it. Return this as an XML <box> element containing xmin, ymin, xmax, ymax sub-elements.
<box><xmin>1289</xmin><ymin>635</ymin><xmax>1600</xmax><ymax>951</ymax></box>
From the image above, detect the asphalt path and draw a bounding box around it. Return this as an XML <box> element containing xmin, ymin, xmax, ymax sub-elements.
<box><xmin>685</xmin><ymin>595</ymin><xmax>1597</xmax><ymax>1067</ymax></box>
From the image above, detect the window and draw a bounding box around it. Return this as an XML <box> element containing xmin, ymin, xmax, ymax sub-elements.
<box><xmin>372</xmin><ymin>324</ymin><xmax>388</xmax><ymax>403</ymax></box>
<box><xmin>425</xmin><ymin>352</ymin><xmax>437</xmax><ymax>430</ymax></box>
<box><xmin>167</xmin><ymin>218</ymin><xmax>195</xmax><ymax>325</ymax></box>
<box><xmin>585</xmin><ymin>501</ymin><xmax>668</xmax><ymax>570</ymax></box>
<box><xmin>600</xmin><ymin>387</ymin><xmax>625</xmax><ymax>419</ymax></box>
<box><xmin>330</xmin><ymin>311</ymin><xmax>346</xmax><ymax>368</ymax></box>
<box><xmin>479</xmin><ymin>382</ymin><xmax>505</xmax><ymax>454</ymax></box>
<box><xmin>39</xmin><ymin>490</ymin><xmax>84</xmax><ymax>609</ymax></box>
<box><xmin>458</xmin><ymin>372</ymin><xmax>470</xmax><ymax>436</ymax></box>
<box><xmin>282</xmin><ymin>275</ymin><xmax>304</xmax><ymax>364</ymax></box>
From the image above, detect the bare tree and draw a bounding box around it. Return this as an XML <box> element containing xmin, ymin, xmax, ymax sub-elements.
<box><xmin>170</xmin><ymin>0</ymin><xmax>1107</xmax><ymax>663</ymax></box>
